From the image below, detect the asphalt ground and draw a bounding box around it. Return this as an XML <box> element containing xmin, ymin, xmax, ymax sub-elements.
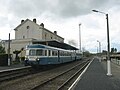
<box><xmin>71</xmin><ymin>58</ymin><xmax>120</xmax><ymax>90</ymax></box>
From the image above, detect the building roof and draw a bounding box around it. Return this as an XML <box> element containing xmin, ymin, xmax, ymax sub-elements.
<box><xmin>14</xmin><ymin>19</ymin><xmax>30</xmax><ymax>31</ymax></box>
<box><xmin>32</xmin><ymin>40</ymin><xmax>78</xmax><ymax>50</ymax></box>
<box><xmin>14</xmin><ymin>19</ymin><xmax>64</xmax><ymax>40</ymax></box>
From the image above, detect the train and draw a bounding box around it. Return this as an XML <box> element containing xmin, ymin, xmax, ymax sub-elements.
<box><xmin>24</xmin><ymin>44</ymin><xmax>82</xmax><ymax>66</ymax></box>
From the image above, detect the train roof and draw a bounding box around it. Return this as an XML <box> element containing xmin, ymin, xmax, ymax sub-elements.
<box><xmin>26</xmin><ymin>44</ymin><xmax>74</xmax><ymax>52</ymax></box>
<box><xmin>32</xmin><ymin>40</ymin><xmax>78</xmax><ymax>50</ymax></box>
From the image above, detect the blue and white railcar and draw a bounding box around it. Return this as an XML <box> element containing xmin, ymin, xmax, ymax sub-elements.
<box><xmin>24</xmin><ymin>44</ymin><xmax>81</xmax><ymax>66</ymax></box>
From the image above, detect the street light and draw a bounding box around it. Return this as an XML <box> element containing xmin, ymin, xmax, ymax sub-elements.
<box><xmin>92</xmin><ymin>10</ymin><xmax>112</xmax><ymax>76</ymax></box>
<box><xmin>79</xmin><ymin>23</ymin><xmax>82</xmax><ymax>53</ymax></box>
<box><xmin>97</xmin><ymin>40</ymin><xmax>101</xmax><ymax>62</ymax></box>
<box><xmin>97</xmin><ymin>40</ymin><xmax>101</xmax><ymax>53</ymax></box>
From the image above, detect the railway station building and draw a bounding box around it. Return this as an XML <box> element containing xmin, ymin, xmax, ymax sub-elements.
<box><xmin>2</xmin><ymin>18</ymin><xmax>78</xmax><ymax>61</ymax></box>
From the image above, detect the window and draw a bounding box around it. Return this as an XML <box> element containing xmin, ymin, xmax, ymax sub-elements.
<box><xmin>29</xmin><ymin>49</ymin><xmax>47</xmax><ymax>56</ymax></box>
<box><xmin>37</xmin><ymin>49</ymin><xmax>48</xmax><ymax>56</ymax></box>
<box><xmin>23</xmin><ymin>36</ymin><xmax>25</xmax><ymax>39</ymax></box>
<box><xmin>52</xmin><ymin>50</ymin><xmax>58</xmax><ymax>56</ymax></box>
<box><xmin>36</xmin><ymin>49</ymin><xmax>43</xmax><ymax>56</ymax></box>
<box><xmin>48</xmin><ymin>50</ymin><xmax>51</xmax><ymax>56</ymax></box>
<box><xmin>26</xmin><ymin>26</ymin><xmax>30</xmax><ymax>29</ymax></box>
<box><xmin>29</xmin><ymin>49</ymin><xmax>36</xmax><ymax>56</ymax></box>
<box><xmin>51</xmin><ymin>36</ymin><xmax>53</xmax><ymax>39</ymax></box>
<box><xmin>44</xmin><ymin>50</ymin><xmax>47</xmax><ymax>56</ymax></box>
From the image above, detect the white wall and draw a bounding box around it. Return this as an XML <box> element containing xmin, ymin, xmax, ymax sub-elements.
<box><xmin>15</xmin><ymin>20</ymin><xmax>42</xmax><ymax>40</ymax></box>
<box><xmin>4</xmin><ymin>39</ymin><xmax>33</xmax><ymax>61</ymax></box>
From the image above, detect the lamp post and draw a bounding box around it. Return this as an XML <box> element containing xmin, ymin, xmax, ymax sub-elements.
<box><xmin>96</xmin><ymin>46</ymin><xmax>98</xmax><ymax>54</ymax></box>
<box><xmin>92</xmin><ymin>10</ymin><xmax>112</xmax><ymax>76</ymax></box>
<box><xmin>97</xmin><ymin>40</ymin><xmax>101</xmax><ymax>62</ymax></box>
<box><xmin>79</xmin><ymin>23</ymin><xmax>82</xmax><ymax>53</ymax></box>
<box><xmin>97</xmin><ymin>40</ymin><xmax>101</xmax><ymax>53</ymax></box>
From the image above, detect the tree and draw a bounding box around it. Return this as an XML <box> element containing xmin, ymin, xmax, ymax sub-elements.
<box><xmin>111</xmin><ymin>47</ymin><xmax>117</xmax><ymax>54</ymax></box>
<box><xmin>13</xmin><ymin>50</ymin><xmax>21</xmax><ymax>62</ymax></box>
<box><xmin>0</xmin><ymin>45</ymin><xmax>5</xmax><ymax>54</ymax></box>
<box><xmin>114</xmin><ymin>48</ymin><xmax>117</xmax><ymax>53</ymax></box>
<box><xmin>83</xmin><ymin>51</ymin><xmax>91</xmax><ymax>57</ymax></box>
<box><xmin>13</xmin><ymin>48</ymin><xmax>24</xmax><ymax>62</ymax></box>
<box><xmin>102</xmin><ymin>50</ymin><xmax>107</xmax><ymax>55</ymax></box>
<box><xmin>111</xmin><ymin>48</ymin><xmax>114</xmax><ymax>53</ymax></box>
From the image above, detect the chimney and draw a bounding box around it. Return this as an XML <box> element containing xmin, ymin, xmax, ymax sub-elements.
<box><xmin>21</xmin><ymin>20</ymin><xmax>24</xmax><ymax>23</ymax></box>
<box><xmin>54</xmin><ymin>31</ymin><xmax>57</xmax><ymax>34</ymax></box>
<box><xmin>33</xmin><ymin>18</ymin><xmax>36</xmax><ymax>23</ymax></box>
<box><xmin>40</xmin><ymin>23</ymin><xmax>44</xmax><ymax>28</ymax></box>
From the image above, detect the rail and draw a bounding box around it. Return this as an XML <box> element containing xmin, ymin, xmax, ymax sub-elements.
<box><xmin>31</xmin><ymin>60</ymin><xmax>90</xmax><ymax>90</ymax></box>
<box><xmin>0</xmin><ymin>66</ymin><xmax>32</xmax><ymax>82</ymax></box>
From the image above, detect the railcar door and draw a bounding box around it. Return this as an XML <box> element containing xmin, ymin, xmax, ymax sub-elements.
<box><xmin>58</xmin><ymin>50</ymin><xmax>60</xmax><ymax>62</ymax></box>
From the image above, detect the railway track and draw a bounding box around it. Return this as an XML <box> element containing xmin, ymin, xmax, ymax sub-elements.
<box><xmin>31</xmin><ymin>60</ymin><xmax>90</xmax><ymax>90</ymax></box>
<box><xmin>0</xmin><ymin>66</ymin><xmax>33</xmax><ymax>82</ymax></box>
<box><xmin>0</xmin><ymin>59</ymin><xmax>91</xmax><ymax>90</ymax></box>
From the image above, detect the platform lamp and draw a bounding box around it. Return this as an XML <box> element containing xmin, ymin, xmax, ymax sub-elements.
<box><xmin>97</xmin><ymin>40</ymin><xmax>101</xmax><ymax>62</ymax></box>
<box><xmin>92</xmin><ymin>10</ymin><xmax>112</xmax><ymax>76</ymax></box>
<box><xmin>97</xmin><ymin>40</ymin><xmax>101</xmax><ymax>54</ymax></box>
<box><xmin>79</xmin><ymin>23</ymin><xmax>82</xmax><ymax>53</ymax></box>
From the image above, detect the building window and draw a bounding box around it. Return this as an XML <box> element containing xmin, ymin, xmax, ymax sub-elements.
<box><xmin>26</xmin><ymin>26</ymin><xmax>30</xmax><ymax>29</ymax></box>
<box><xmin>23</xmin><ymin>36</ymin><xmax>25</xmax><ymax>39</ymax></box>
<box><xmin>45</xmin><ymin>33</ymin><xmax>47</xmax><ymax>40</ymax></box>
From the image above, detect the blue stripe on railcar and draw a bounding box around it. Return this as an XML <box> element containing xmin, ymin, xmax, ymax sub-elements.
<box><xmin>25</xmin><ymin>56</ymin><xmax>81</xmax><ymax>66</ymax></box>
<box><xmin>25</xmin><ymin>56</ymin><xmax>77</xmax><ymax>66</ymax></box>
<box><xmin>39</xmin><ymin>57</ymin><xmax>59</xmax><ymax>65</ymax></box>
<box><xmin>59</xmin><ymin>56</ymin><xmax>74</xmax><ymax>63</ymax></box>
<box><xmin>35</xmin><ymin>56</ymin><xmax>75</xmax><ymax>65</ymax></box>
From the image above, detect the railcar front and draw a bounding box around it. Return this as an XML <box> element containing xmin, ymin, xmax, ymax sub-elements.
<box><xmin>76</xmin><ymin>52</ymin><xmax>82</xmax><ymax>60</ymax></box>
<box><xmin>24</xmin><ymin>44</ymin><xmax>80</xmax><ymax>66</ymax></box>
<box><xmin>24</xmin><ymin>44</ymin><xmax>61</xmax><ymax>66</ymax></box>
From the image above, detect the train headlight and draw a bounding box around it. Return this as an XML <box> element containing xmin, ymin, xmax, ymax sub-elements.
<box><xmin>25</xmin><ymin>56</ymin><xmax>28</xmax><ymax>60</ymax></box>
<box><xmin>36</xmin><ymin>58</ymin><xmax>40</xmax><ymax>61</ymax></box>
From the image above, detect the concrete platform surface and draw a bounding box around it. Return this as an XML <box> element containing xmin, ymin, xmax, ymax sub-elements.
<box><xmin>71</xmin><ymin>58</ymin><xmax>120</xmax><ymax>90</ymax></box>
<box><xmin>0</xmin><ymin>63</ymin><xmax>25</xmax><ymax>72</ymax></box>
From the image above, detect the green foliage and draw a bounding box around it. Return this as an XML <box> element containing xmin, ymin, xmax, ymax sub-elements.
<box><xmin>13</xmin><ymin>50</ymin><xmax>21</xmax><ymax>62</ymax></box>
<box><xmin>0</xmin><ymin>45</ymin><xmax>5</xmax><ymax>54</ymax></box>
<box><xmin>13</xmin><ymin>48</ymin><xmax>24</xmax><ymax>62</ymax></box>
<box><xmin>20</xmin><ymin>57</ymin><xmax>25</xmax><ymax>61</ymax></box>
<box><xmin>102</xmin><ymin>50</ymin><xmax>107</xmax><ymax>55</ymax></box>
<box><xmin>111</xmin><ymin>47</ymin><xmax>117</xmax><ymax>54</ymax></box>
<box><xmin>83</xmin><ymin>51</ymin><xmax>92</xmax><ymax>57</ymax></box>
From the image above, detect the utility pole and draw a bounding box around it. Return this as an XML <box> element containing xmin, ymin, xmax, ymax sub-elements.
<box><xmin>92</xmin><ymin>10</ymin><xmax>112</xmax><ymax>76</ymax></box>
<box><xmin>8</xmin><ymin>33</ymin><xmax>10</xmax><ymax>66</ymax></box>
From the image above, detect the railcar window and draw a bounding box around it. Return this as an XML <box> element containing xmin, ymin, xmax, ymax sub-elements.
<box><xmin>56</xmin><ymin>51</ymin><xmax>58</xmax><ymax>56</ymax></box>
<box><xmin>61</xmin><ymin>51</ymin><xmax>64</xmax><ymax>56</ymax></box>
<box><xmin>52</xmin><ymin>50</ymin><xmax>58</xmax><ymax>56</ymax></box>
<box><xmin>36</xmin><ymin>49</ymin><xmax>43</xmax><ymax>56</ymax></box>
<box><xmin>52</xmin><ymin>51</ymin><xmax>54</xmax><ymax>56</ymax></box>
<box><xmin>29</xmin><ymin>49</ymin><xmax>36</xmax><ymax>56</ymax></box>
<box><xmin>48</xmin><ymin>50</ymin><xmax>51</xmax><ymax>56</ymax></box>
<box><xmin>45</xmin><ymin>50</ymin><xmax>47</xmax><ymax>56</ymax></box>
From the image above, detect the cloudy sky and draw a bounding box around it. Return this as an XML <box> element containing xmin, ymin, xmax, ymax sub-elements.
<box><xmin>0</xmin><ymin>0</ymin><xmax>120</xmax><ymax>53</ymax></box>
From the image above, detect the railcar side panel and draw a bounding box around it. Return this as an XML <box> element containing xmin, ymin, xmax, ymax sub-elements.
<box><xmin>24</xmin><ymin>44</ymin><xmax>82</xmax><ymax>66</ymax></box>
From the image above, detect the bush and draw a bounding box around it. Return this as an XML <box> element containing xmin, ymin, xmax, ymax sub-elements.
<box><xmin>21</xmin><ymin>57</ymin><xmax>25</xmax><ymax>61</ymax></box>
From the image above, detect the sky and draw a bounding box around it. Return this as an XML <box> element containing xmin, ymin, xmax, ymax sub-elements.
<box><xmin>0</xmin><ymin>0</ymin><xmax>120</xmax><ymax>53</ymax></box>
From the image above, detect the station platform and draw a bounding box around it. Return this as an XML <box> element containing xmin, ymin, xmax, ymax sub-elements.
<box><xmin>0</xmin><ymin>63</ymin><xmax>26</xmax><ymax>72</ymax></box>
<box><xmin>69</xmin><ymin>58</ymin><xmax>120</xmax><ymax>90</ymax></box>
